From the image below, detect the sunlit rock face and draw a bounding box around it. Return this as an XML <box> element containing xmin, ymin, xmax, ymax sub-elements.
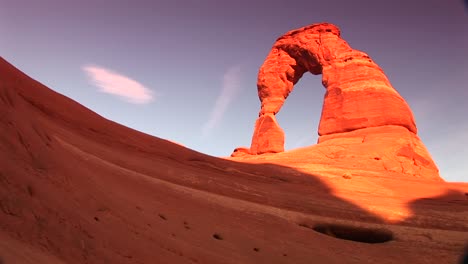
<box><xmin>234</xmin><ymin>23</ymin><xmax>440</xmax><ymax>180</ymax></box>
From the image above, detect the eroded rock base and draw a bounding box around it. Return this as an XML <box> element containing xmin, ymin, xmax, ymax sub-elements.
<box><xmin>316</xmin><ymin>126</ymin><xmax>440</xmax><ymax>180</ymax></box>
<box><xmin>249</xmin><ymin>113</ymin><xmax>285</xmax><ymax>155</ymax></box>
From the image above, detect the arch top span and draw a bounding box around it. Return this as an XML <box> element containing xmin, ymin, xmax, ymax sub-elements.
<box><xmin>278</xmin><ymin>23</ymin><xmax>341</xmax><ymax>41</ymax></box>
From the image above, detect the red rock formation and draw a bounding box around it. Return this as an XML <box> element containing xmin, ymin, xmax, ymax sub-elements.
<box><xmin>231</xmin><ymin>147</ymin><xmax>251</xmax><ymax>157</ymax></box>
<box><xmin>249</xmin><ymin>113</ymin><xmax>285</xmax><ymax>155</ymax></box>
<box><xmin>236</xmin><ymin>22</ymin><xmax>439</xmax><ymax>180</ymax></box>
<box><xmin>254</xmin><ymin>23</ymin><xmax>416</xmax><ymax>138</ymax></box>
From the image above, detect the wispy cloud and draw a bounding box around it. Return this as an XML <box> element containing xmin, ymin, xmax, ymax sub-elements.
<box><xmin>83</xmin><ymin>65</ymin><xmax>154</xmax><ymax>104</ymax></box>
<box><xmin>291</xmin><ymin>134</ymin><xmax>317</xmax><ymax>149</ymax></box>
<box><xmin>202</xmin><ymin>65</ymin><xmax>242</xmax><ymax>136</ymax></box>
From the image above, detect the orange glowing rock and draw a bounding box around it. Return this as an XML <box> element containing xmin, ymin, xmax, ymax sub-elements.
<box><xmin>235</xmin><ymin>23</ymin><xmax>439</xmax><ymax>180</ymax></box>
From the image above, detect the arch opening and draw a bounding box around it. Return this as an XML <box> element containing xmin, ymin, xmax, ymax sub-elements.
<box><xmin>276</xmin><ymin>73</ymin><xmax>324</xmax><ymax>150</ymax></box>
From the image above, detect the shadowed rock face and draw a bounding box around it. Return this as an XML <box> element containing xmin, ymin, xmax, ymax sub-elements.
<box><xmin>236</xmin><ymin>22</ymin><xmax>439</xmax><ymax>180</ymax></box>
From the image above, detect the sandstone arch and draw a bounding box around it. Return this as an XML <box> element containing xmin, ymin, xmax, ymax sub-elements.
<box><xmin>251</xmin><ymin>23</ymin><xmax>417</xmax><ymax>154</ymax></box>
<box><xmin>232</xmin><ymin>23</ymin><xmax>440</xmax><ymax>180</ymax></box>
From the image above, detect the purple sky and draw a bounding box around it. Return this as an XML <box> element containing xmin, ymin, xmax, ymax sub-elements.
<box><xmin>1</xmin><ymin>0</ymin><xmax>467</xmax><ymax>182</ymax></box>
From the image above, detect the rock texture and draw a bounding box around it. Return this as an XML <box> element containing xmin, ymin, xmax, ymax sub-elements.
<box><xmin>254</xmin><ymin>23</ymin><xmax>416</xmax><ymax>137</ymax></box>
<box><xmin>236</xmin><ymin>22</ymin><xmax>439</xmax><ymax>180</ymax></box>
<box><xmin>316</xmin><ymin>126</ymin><xmax>438</xmax><ymax>180</ymax></box>
<box><xmin>231</xmin><ymin>147</ymin><xmax>251</xmax><ymax>157</ymax></box>
<box><xmin>1</xmin><ymin>57</ymin><xmax>468</xmax><ymax>264</ymax></box>
<box><xmin>249</xmin><ymin>113</ymin><xmax>285</xmax><ymax>155</ymax></box>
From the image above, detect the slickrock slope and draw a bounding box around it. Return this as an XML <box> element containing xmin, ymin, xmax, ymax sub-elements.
<box><xmin>236</xmin><ymin>23</ymin><xmax>439</xmax><ymax>181</ymax></box>
<box><xmin>0</xmin><ymin>56</ymin><xmax>467</xmax><ymax>264</ymax></box>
